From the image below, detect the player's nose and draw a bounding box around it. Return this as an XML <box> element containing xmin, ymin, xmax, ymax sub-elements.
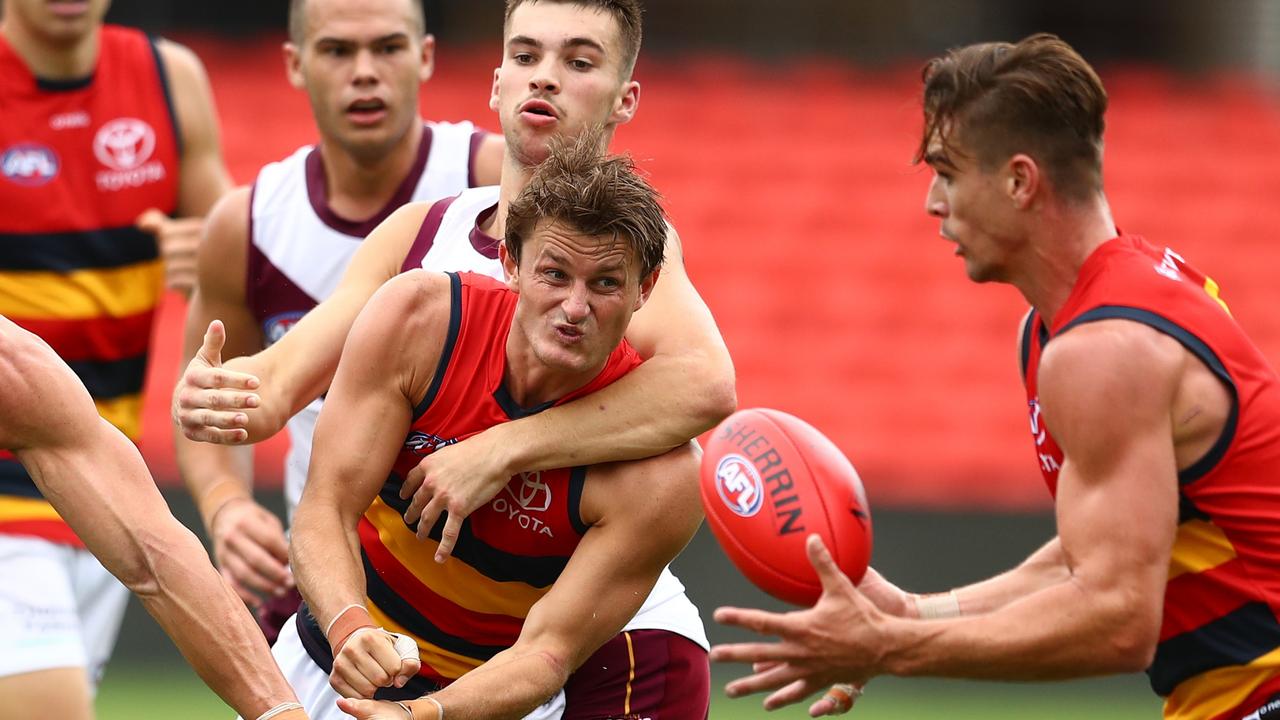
<box><xmin>925</xmin><ymin>176</ymin><xmax>948</xmax><ymax>218</ymax></box>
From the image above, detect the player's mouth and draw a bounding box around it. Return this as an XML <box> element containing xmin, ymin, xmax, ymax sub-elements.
<box><xmin>553</xmin><ymin>323</ymin><xmax>585</xmax><ymax>345</ymax></box>
<box><xmin>47</xmin><ymin>0</ymin><xmax>90</xmax><ymax>18</ymax></box>
<box><xmin>346</xmin><ymin>97</ymin><xmax>389</xmax><ymax>126</ymax></box>
<box><xmin>519</xmin><ymin>99</ymin><xmax>560</xmax><ymax>128</ymax></box>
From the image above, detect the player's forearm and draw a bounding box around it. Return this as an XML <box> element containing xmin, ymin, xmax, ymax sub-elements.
<box><xmin>175</xmin><ymin>430</ymin><xmax>254</xmax><ymax>530</ymax></box>
<box><xmin>493</xmin><ymin>351</ymin><xmax>735</xmax><ymax>473</ymax></box>
<box><xmin>939</xmin><ymin>536</ymin><xmax>1070</xmax><ymax>616</ymax></box>
<box><xmin>130</xmin><ymin>521</ymin><xmax>301</xmax><ymax>717</ymax></box>
<box><xmin>289</xmin><ymin>505</ymin><xmax>368</xmax><ymax>631</ymax></box>
<box><xmin>883</xmin><ymin>573</ymin><xmax>1159</xmax><ymax>680</ymax></box>
<box><xmin>409</xmin><ymin>646</ymin><xmax>570</xmax><ymax>720</ymax></box>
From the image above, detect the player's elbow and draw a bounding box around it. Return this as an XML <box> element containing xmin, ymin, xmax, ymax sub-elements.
<box><xmin>1094</xmin><ymin>592</ymin><xmax>1161</xmax><ymax>673</ymax></box>
<box><xmin>688</xmin><ymin>355</ymin><xmax>737</xmax><ymax>431</ymax></box>
<box><xmin>115</xmin><ymin>524</ymin><xmax>206</xmax><ymax>600</ymax></box>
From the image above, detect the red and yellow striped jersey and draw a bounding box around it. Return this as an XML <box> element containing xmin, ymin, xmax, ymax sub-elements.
<box><xmin>1021</xmin><ymin>235</ymin><xmax>1280</xmax><ymax>719</ymax></box>
<box><xmin>0</xmin><ymin>25</ymin><xmax>179</xmax><ymax>546</ymax></box>
<box><xmin>298</xmin><ymin>272</ymin><xmax>642</xmax><ymax>692</ymax></box>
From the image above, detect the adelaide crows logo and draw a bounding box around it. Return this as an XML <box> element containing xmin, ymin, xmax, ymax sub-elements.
<box><xmin>404</xmin><ymin>431</ymin><xmax>458</xmax><ymax>456</ymax></box>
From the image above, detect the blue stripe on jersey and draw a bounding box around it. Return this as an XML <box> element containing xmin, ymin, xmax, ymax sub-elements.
<box><xmin>1148</xmin><ymin>601</ymin><xmax>1280</xmax><ymax>695</ymax></box>
<box><xmin>0</xmin><ymin>226</ymin><xmax>158</xmax><ymax>272</ymax></box>
<box><xmin>66</xmin><ymin>353</ymin><xmax>148</xmax><ymax>399</ymax></box>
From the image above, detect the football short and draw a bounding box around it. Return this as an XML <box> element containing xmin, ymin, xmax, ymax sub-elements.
<box><xmin>259</xmin><ymin>613</ymin><xmax>565</xmax><ymax>720</ymax></box>
<box><xmin>563</xmin><ymin>629</ymin><xmax>710</xmax><ymax>720</ymax></box>
<box><xmin>0</xmin><ymin>534</ymin><xmax>129</xmax><ymax>688</ymax></box>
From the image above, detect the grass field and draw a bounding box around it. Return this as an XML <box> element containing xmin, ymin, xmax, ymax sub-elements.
<box><xmin>97</xmin><ymin>665</ymin><xmax>1162</xmax><ymax>719</ymax></box>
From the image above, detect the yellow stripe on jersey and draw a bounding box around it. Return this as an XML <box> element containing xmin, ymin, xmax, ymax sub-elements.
<box><xmin>1167</xmin><ymin>519</ymin><xmax>1237</xmax><ymax>581</ymax></box>
<box><xmin>367</xmin><ymin>601</ymin><xmax>482</xmax><ymax>680</ymax></box>
<box><xmin>1162</xmin><ymin>649</ymin><xmax>1280</xmax><ymax>719</ymax></box>
<box><xmin>366</xmin><ymin>499</ymin><xmax>549</xmax><ymax>616</ymax></box>
<box><xmin>1202</xmin><ymin>277</ymin><xmax>1231</xmax><ymax>315</ymax></box>
<box><xmin>96</xmin><ymin>393</ymin><xmax>144</xmax><ymax>440</ymax></box>
<box><xmin>0</xmin><ymin>261</ymin><xmax>162</xmax><ymax>320</ymax></box>
<box><xmin>0</xmin><ymin>496</ymin><xmax>61</xmax><ymax>523</ymax></box>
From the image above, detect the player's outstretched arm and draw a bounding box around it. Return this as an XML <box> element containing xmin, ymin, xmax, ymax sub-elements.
<box><xmin>400</xmin><ymin>224</ymin><xmax>734</xmax><ymax>555</ymax></box>
<box><xmin>173</xmin><ymin>188</ymin><xmax>293</xmax><ymax>605</ymax></box>
<box><xmin>0</xmin><ymin>320</ymin><xmax>304</xmax><ymax>720</ymax></box>
<box><xmin>174</xmin><ymin>202</ymin><xmax>432</xmax><ymax>444</ymax></box>
<box><xmin>291</xmin><ymin>272</ymin><xmax>452</xmax><ymax>698</ymax></box>
<box><xmin>711</xmin><ymin>321</ymin><xmax>1181</xmax><ymax>710</ymax></box>
<box><xmin>349</xmin><ymin>444</ymin><xmax>704</xmax><ymax>720</ymax></box>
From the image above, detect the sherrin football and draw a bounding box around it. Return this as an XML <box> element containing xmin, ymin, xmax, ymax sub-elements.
<box><xmin>700</xmin><ymin>408</ymin><xmax>872</xmax><ymax>606</ymax></box>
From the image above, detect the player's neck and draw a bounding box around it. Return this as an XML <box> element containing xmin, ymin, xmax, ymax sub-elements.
<box><xmin>503</xmin><ymin>329</ymin><xmax>603</xmax><ymax>410</ymax></box>
<box><xmin>319</xmin><ymin>121</ymin><xmax>425</xmax><ymax>221</ymax></box>
<box><xmin>0</xmin><ymin>21</ymin><xmax>100</xmax><ymax>80</ymax></box>
<box><xmin>487</xmin><ymin>152</ymin><xmax>538</xmax><ymax>242</ymax></box>
<box><xmin>1015</xmin><ymin>195</ymin><xmax>1118</xmax><ymax>324</ymax></box>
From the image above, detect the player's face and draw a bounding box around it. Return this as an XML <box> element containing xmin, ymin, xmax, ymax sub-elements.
<box><xmin>490</xmin><ymin>2</ymin><xmax>640</xmax><ymax>167</ymax></box>
<box><xmin>503</xmin><ymin>221</ymin><xmax>655</xmax><ymax>379</ymax></box>
<box><xmin>1</xmin><ymin>0</ymin><xmax>110</xmax><ymax>46</ymax></box>
<box><xmin>285</xmin><ymin>0</ymin><xmax>432</xmax><ymax>162</ymax></box>
<box><xmin>923</xmin><ymin>132</ymin><xmax>1022</xmax><ymax>283</ymax></box>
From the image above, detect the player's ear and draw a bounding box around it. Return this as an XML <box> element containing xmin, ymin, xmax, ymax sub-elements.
<box><xmin>499</xmin><ymin>240</ymin><xmax>519</xmax><ymax>291</ymax></box>
<box><xmin>489</xmin><ymin>68</ymin><xmax>502</xmax><ymax>113</ymax></box>
<box><xmin>633</xmin><ymin>267</ymin><xmax>660</xmax><ymax>311</ymax></box>
<box><xmin>283</xmin><ymin>42</ymin><xmax>305</xmax><ymax>90</ymax></box>
<box><xmin>609</xmin><ymin>80</ymin><xmax>640</xmax><ymax>127</ymax></box>
<box><xmin>1008</xmin><ymin>153</ymin><xmax>1039</xmax><ymax>210</ymax></box>
<box><xmin>418</xmin><ymin>34</ymin><xmax>436</xmax><ymax>84</ymax></box>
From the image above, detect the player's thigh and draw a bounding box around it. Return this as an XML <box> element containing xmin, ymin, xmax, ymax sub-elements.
<box><xmin>562</xmin><ymin>629</ymin><xmax>709</xmax><ymax>720</ymax></box>
<box><xmin>69</xmin><ymin>548</ymin><xmax>130</xmax><ymax>689</ymax></box>
<box><xmin>0</xmin><ymin>667</ymin><xmax>93</xmax><ymax>720</ymax></box>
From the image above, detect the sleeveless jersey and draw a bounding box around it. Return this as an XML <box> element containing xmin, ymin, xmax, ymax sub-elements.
<box><xmin>297</xmin><ymin>271</ymin><xmax>642</xmax><ymax>692</ymax></box>
<box><xmin>398</xmin><ymin>186</ymin><xmax>711</xmax><ymax>649</ymax></box>
<box><xmin>1021</xmin><ymin>235</ymin><xmax>1280</xmax><ymax>719</ymax></box>
<box><xmin>0</xmin><ymin>26</ymin><xmax>180</xmax><ymax>546</ymax></box>
<box><xmin>246</xmin><ymin>121</ymin><xmax>484</xmax><ymax>516</ymax></box>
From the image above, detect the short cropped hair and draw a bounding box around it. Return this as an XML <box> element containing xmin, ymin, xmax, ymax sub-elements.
<box><xmin>505</xmin><ymin>131</ymin><xmax>666</xmax><ymax>280</ymax></box>
<box><xmin>917</xmin><ymin>33</ymin><xmax>1108</xmax><ymax>202</ymax></box>
<box><xmin>288</xmin><ymin>0</ymin><xmax>426</xmax><ymax>45</ymax></box>
<box><xmin>503</xmin><ymin>0</ymin><xmax>644</xmax><ymax>77</ymax></box>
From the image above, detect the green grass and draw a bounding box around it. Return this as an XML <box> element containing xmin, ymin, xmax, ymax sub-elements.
<box><xmin>97</xmin><ymin>665</ymin><xmax>1163</xmax><ymax>719</ymax></box>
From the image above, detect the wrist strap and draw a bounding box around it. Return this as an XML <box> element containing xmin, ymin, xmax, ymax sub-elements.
<box><xmin>325</xmin><ymin>604</ymin><xmax>376</xmax><ymax>655</ymax></box>
<box><xmin>424</xmin><ymin>696</ymin><xmax>443</xmax><ymax>720</ymax></box>
<box><xmin>198</xmin><ymin>478</ymin><xmax>252</xmax><ymax>529</ymax></box>
<box><xmin>914</xmin><ymin>590</ymin><xmax>962</xmax><ymax>619</ymax></box>
<box><xmin>255</xmin><ymin>702</ymin><xmax>306</xmax><ymax>720</ymax></box>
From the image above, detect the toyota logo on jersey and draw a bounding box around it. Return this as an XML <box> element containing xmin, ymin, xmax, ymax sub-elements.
<box><xmin>2</xmin><ymin>144</ymin><xmax>59</xmax><ymax>186</ymax></box>
<box><xmin>715</xmin><ymin>454</ymin><xmax>764</xmax><ymax>518</ymax></box>
<box><xmin>94</xmin><ymin>118</ymin><xmax>155</xmax><ymax>170</ymax></box>
<box><xmin>504</xmin><ymin>472</ymin><xmax>552</xmax><ymax>513</ymax></box>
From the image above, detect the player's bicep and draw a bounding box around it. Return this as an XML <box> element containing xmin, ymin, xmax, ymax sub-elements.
<box><xmin>624</xmin><ymin>225</ymin><xmax>729</xmax><ymax>363</ymax></box>
<box><xmin>1040</xmin><ymin>323</ymin><xmax>1180</xmax><ymax>590</ymax></box>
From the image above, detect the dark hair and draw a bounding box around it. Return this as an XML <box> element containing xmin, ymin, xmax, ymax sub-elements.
<box><xmin>505</xmin><ymin>130</ymin><xmax>666</xmax><ymax>279</ymax></box>
<box><xmin>504</xmin><ymin>0</ymin><xmax>644</xmax><ymax>77</ymax></box>
<box><xmin>917</xmin><ymin>33</ymin><xmax>1108</xmax><ymax>202</ymax></box>
<box><xmin>289</xmin><ymin>0</ymin><xmax>425</xmax><ymax>45</ymax></box>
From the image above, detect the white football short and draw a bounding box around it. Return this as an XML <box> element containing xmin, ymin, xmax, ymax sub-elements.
<box><xmin>254</xmin><ymin>614</ymin><xmax>565</xmax><ymax>720</ymax></box>
<box><xmin>0</xmin><ymin>534</ymin><xmax>129</xmax><ymax>688</ymax></box>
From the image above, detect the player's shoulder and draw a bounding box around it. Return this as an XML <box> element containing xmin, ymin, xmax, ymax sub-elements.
<box><xmin>152</xmin><ymin>37</ymin><xmax>208</xmax><ymax>82</ymax></box>
<box><xmin>1040</xmin><ymin>319</ymin><xmax>1184</xmax><ymax>401</ymax></box>
<box><xmin>203</xmin><ymin>186</ymin><xmax>252</xmax><ymax>247</ymax></box>
<box><xmin>581</xmin><ymin>442</ymin><xmax>701</xmax><ymax>524</ymax></box>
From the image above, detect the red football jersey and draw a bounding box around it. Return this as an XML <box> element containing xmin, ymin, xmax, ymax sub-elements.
<box><xmin>297</xmin><ymin>271</ymin><xmax>643</xmax><ymax>692</ymax></box>
<box><xmin>0</xmin><ymin>25</ymin><xmax>179</xmax><ymax>546</ymax></box>
<box><xmin>1022</xmin><ymin>235</ymin><xmax>1280</xmax><ymax>718</ymax></box>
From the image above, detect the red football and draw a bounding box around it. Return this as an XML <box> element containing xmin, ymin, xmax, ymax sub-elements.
<box><xmin>700</xmin><ymin>408</ymin><xmax>872</xmax><ymax>606</ymax></box>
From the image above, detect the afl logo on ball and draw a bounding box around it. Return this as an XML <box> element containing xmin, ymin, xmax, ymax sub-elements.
<box><xmin>2</xmin><ymin>144</ymin><xmax>59</xmax><ymax>186</ymax></box>
<box><xmin>716</xmin><ymin>454</ymin><xmax>764</xmax><ymax>518</ymax></box>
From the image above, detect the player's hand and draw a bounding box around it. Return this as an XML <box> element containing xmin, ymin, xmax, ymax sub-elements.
<box><xmin>400</xmin><ymin>428</ymin><xmax>512</xmax><ymax>561</ymax></box>
<box><xmin>136</xmin><ymin>208</ymin><xmax>204</xmax><ymax>297</ymax></box>
<box><xmin>336</xmin><ymin>698</ymin><xmax>412</xmax><ymax>720</ymax></box>
<box><xmin>209</xmin><ymin>497</ymin><xmax>292</xmax><ymax>607</ymax></box>
<box><xmin>710</xmin><ymin>535</ymin><xmax>891</xmax><ymax>714</ymax></box>
<box><xmin>748</xmin><ymin>663</ymin><xmax>866</xmax><ymax>716</ymax></box>
<box><xmin>856</xmin><ymin>567</ymin><xmax>917</xmax><ymax>618</ymax></box>
<box><xmin>173</xmin><ymin>320</ymin><xmax>261</xmax><ymax>444</ymax></box>
<box><xmin>330</xmin><ymin>628</ymin><xmax>421</xmax><ymax>699</ymax></box>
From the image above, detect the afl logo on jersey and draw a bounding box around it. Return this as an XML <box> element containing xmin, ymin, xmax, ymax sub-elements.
<box><xmin>262</xmin><ymin>311</ymin><xmax>306</xmax><ymax>346</ymax></box>
<box><xmin>2</xmin><ymin>144</ymin><xmax>60</xmax><ymax>186</ymax></box>
<box><xmin>94</xmin><ymin>118</ymin><xmax>166</xmax><ymax>191</ymax></box>
<box><xmin>715</xmin><ymin>454</ymin><xmax>764</xmax><ymax>518</ymax></box>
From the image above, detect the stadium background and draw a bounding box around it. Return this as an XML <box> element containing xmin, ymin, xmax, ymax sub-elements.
<box><xmin>93</xmin><ymin>0</ymin><xmax>1277</xmax><ymax>717</ymax></box>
